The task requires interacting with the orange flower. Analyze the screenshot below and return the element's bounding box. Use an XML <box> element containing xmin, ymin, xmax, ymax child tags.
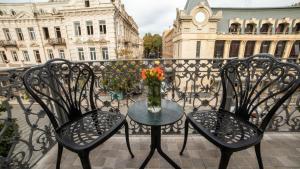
<box><xmin>141</xmin><ymin>69</ymin><xmax>147</xmax><ymax>80</ymax></box>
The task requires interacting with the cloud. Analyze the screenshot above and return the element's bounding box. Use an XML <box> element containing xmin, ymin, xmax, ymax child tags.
<box><xmin>123</xmin><ymin>0</ymin><xmax>185</xmax><ymax>36</ymax></box>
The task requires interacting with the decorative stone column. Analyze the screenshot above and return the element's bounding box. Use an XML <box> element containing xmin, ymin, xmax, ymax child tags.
<box><xmin>254</xmin><ymin>41</ymin><xmax>262</xmax><ymax>55</ymax></box>
<box><xmin>238</xmin><ymin>40</ymin><xmax>247</xmax><ymax>58</ymax></box>
<box><xmin>269</xmin><ymin>40</ymin><xmax>278</xmax><ymax>55</ymax></box>
<box><xmin>223</xmin><ymin>40</ymin><xmax>231</xmax><ymax>59</ymax></box>
<box><xmin>283</xmin><ymin>40</ymin><xmax>295</xmax><ymax>59</ymax></box>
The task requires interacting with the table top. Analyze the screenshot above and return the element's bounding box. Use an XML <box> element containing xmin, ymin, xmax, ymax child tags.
<box><xmin>127</xmin><ymin>99</ymin><xmax>184</xmax><ymax>126</ymax></box>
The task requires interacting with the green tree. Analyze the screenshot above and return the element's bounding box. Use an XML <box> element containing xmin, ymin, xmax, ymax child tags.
<box><xmin>143</xmin><ymin>33</ymin><xmax>162</xmax><ymax>58</ymax></box>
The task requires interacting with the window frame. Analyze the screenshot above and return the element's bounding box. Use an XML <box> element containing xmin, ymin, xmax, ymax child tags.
<box><xmin>11</xmin><ymin>51</ymin><xmax>19</xmax><ymax>62</ymax></box>
<box><xmin>28</xmin><ymin>27</ymin><xmax>36</xmax><ymax>40</ymax></box>
<box><xmin>99</xmin><ymin>20</ymin><xmax>107</xmax><ymax>34</ymax></box>
<box><xmin>86</xmin><ymin>21</ymin><xmax>94</xmax><ymax>35</ymax></box>
<box><xmin>22</xmin><ymin>50</ymin><xmax>30</xmax><ymax>62</ymax></box>
<box><xmin>15</xmin><ymin>28</ymin><xmax>24</xmax><ymax>41</ymax></box>
<box><xmin>3</xmin><ymin>28</ymin><xmax>11</xmax><ymax>41</ymax></box>
<box><xmin>89</xmin><ymin>47</ymin><xmax>96</xmax><ymax>60</ymax></box>
<box><xmin>102</xmin><ymin>47</ymin><xmax>109</xmax><ymax>60</ymax></box>
<box><xmin>74</xmin><ymin>22</ymin><xmax>81</xmax><ymax>36</ymax></box>
<box><xmin>78</xmin><ymin>48</ymin><xmax>85</xmax><ymax>60</ymax></box>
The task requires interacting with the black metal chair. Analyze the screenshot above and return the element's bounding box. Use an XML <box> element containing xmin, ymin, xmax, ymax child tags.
<box><xmin>180</xmin><ymin>54</ymin><xmax>300</xmax><ymax>169</ymax></box>
<box><xmin>22</xmin><ymin>59</ymin><xmax>134</xmax><ymax>169</ymax></box>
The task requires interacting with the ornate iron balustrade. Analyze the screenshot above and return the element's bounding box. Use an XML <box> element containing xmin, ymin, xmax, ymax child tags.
<box><xmin>0</xmin><ymin>58</ymin><xmax>299</xmax><ymax>168</ymax></box>
<box><xmin>47</xmin><ymin>38</ymin><xmax>66</xmax><ymax>46</ymax></box>
<box><xmin>0</xmin><ymin>40</ymin><xmax>17</xmax><ymax>48</ymax></box>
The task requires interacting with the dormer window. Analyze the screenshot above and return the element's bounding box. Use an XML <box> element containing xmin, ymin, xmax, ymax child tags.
<box><xmin>11</xmin><ymin>10</ymin><xmax>16</xmax><ymax>15</ymax></box>
<box><xmin>85</xmin><ymin>0</ymin><xmax>90</xmax><ymax>7</ymax></box>
<box><xmin>229</xmin><ymin>23</ymin><xmax>241</xmax><ymax>34</ymax></box>
<box><xmin>260</xmin><ymin>23</ymin><xmax>272</xmax><ymax>34</ymax></box>
<box><xmin>245</xmin><ymin>23</ymin><xmax>256</xmax><ymax>34</ymax></box>
<box><xmin>276</xmin><ymin>23</ymin><xmax>289</xmax><ymax>34</ymax></box>
<box><xmin>293</xmin><ymin>22</ymin><xmax>300</xmax><ymax>34</ymax></box>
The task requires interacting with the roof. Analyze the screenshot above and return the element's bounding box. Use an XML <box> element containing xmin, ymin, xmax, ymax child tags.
<box><xmin>183</xmin><ymin>0</ymin><xmax>300</xmax><ymax>14</ymax></box>
<box><xmin>184</xmin><ymin>0</ymin><xmax>208</xmax><ymax>14</ymax></box>
<box><xmin>213</xmin><ymin>7</ymin><xmax>300</xmax><ymax>33</ymax></box>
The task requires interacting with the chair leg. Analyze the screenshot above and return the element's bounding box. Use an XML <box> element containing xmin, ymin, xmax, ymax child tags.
<box><xmin>255</xmin><ymin>143</ymin><xmax>264</xmax><ymax>169</ymax></box>
<box><xmin>56</xmin><ymin>143</ymin><xmax>63</xmax><ymax>169</ymax></box>
<box><xmin>78</xmin><ymin>152</ymin><xmax>92</xmax><ymax>169</ymax></box>
<box><xmin>180</xmin><ymin>118</ymin><xmax>189</xmax><ymax>155</ymax></box>
<box><xmin>218</xmin><ymin>150</ymin><xmax>232</xmax><ymax>169</ymax></box>
<box><xmin>124</xmin><ymin>121</ymin><xmax>134</xmax><ymax>158</ymax></box>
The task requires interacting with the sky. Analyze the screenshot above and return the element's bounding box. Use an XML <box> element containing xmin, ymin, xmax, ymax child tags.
<box><xmin>0</xmin><ymin>0</ymin><xmax>300</xmax><ymax>36</ymax></box>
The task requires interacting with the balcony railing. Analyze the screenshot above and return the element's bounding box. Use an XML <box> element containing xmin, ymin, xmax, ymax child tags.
<box><xmin>0</xmin><ymin>58</ymin><xmax>300</xmax><ymax>168</ymax></box>
<box><xmin>0</xmin><ymin>40</ymin><xmax>17</xmax><ymax>48</ymax></box>
<box><xmin>47</xmin><ymin>38</ymin><xmax>66</xmax><ymax>46</ymax></box>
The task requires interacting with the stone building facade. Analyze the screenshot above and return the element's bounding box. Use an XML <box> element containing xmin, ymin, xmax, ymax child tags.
<box><xmin>170</xmin><ymin>0</ymin><xmax>300</xmax><ymax>60</ymax></box>
<box><xmin>0</xmin><ymin>0</ymin><xmax>140</xmax><ymax>68</ymax></box>
<box><xmin>162</xmin><ymin>28</ymin><xmax>174</xmax><ymax>58</ymax></box>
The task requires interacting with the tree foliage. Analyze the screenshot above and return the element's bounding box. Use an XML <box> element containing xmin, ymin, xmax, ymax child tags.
<box><xmin>143</xmin><ymin>33</ymin><xmax>162</xmax><ymax>58</ymax></box>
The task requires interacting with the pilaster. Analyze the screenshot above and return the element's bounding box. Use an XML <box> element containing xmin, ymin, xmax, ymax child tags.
<box><xmin>283</xmin><ymin>40</ymin><xmax>295</xmax><ymax>59</ymax></box>
<box><xmin>254</xmin><ymin>41</ymin><xmax>262</xmax><ymax>55</ymax></box>
<box><xmin>223</xmin><ymin>40</ymin><xmax>231</xmax><ymax>59</ymax></box>
<box><xmin>238</xmin><ymin>40</ymin><xmax>247</xmax><ymax>58</ymax></box>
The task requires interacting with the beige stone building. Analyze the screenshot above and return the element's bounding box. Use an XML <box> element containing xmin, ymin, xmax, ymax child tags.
<box><xmin>162</xmin><ymin>28</ymin><xmax>174</xmax><ymax>58</ymax></box>
<box><xmin>0</xmin><ymin>0</ymin><xmax>140</xmax><ymax>68</ymax></box>
<box><xmin>171</xmin><ymin>0</ymin><xmax>300</xmax><ymax>60</ymax></box>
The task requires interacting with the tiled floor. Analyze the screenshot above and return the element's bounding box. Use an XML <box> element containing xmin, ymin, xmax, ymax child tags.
<box><xmin>35</xmin><ymin>133</ymin><xmax>300</xmax><ymax>169</ymax></box>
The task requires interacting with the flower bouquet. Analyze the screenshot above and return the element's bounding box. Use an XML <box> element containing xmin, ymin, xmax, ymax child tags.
<box><xmin>141</xmin><ymin>66</ymin><xmax>164</xmax><ymax>113</ymax></box>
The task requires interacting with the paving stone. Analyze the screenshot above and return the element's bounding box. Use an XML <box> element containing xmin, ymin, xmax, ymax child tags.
<box><xmin>34</xmin><ymin>134</ymin><xmax>300</xmax><ymax>169</ymax></box>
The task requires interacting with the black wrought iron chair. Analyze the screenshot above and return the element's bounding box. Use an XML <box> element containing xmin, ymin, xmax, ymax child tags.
<box><xmin>180</xmin><ymin>54</ymin><xmax>300</xmax><ymax>169</ymax></box>
<box><xmin>22</xmin><ymin>59</ymin><xmax>134</xmax><ymax>169</ymax></box>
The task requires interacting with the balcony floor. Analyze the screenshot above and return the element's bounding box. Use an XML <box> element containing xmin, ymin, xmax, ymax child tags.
<box><xmin>35</xmin><ymin>133</ymin><xmax>300</xmax><ymax>169</ymax></box>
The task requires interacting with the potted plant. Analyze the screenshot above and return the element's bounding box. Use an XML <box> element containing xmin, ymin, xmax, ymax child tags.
<box><xmin>0</xmin><ymin>101</ymin><xmax>19</xmax><ymax>159</ymax></box>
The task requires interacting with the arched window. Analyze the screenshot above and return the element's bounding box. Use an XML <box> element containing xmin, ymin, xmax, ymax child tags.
<box><xmin>11</xmin><ymin>10</ymin><xmax>16</xmax><ymax>15</ymax></box>
<box><xmin>229</xmin><ymin>23</ymin><xmax>241</xmax><ymax>34</ymax></box>
<box><xmin>260</xmin><ymin>23</ymin><xmax>272</xmax><ymax>34</ymax></box>
<box><xmin>276</xmin><ymin>23</ymin><xmax>289</xmax><ymax>34</ymax></box>
<box><xmin>245</xmin><ymin>23</ymin><xmax>256</xmax><ymax>34</ymax></box>
<box><xmin>293</xmin><ymin>23</ymin><xmax>300</xmax><ymax>34</ymax></box>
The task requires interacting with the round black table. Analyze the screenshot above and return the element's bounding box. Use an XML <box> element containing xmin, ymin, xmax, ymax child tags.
<box><xmin>128</xmin><ymin>99</ymin><xmax>183</xmax><ymax>169</ymax></box>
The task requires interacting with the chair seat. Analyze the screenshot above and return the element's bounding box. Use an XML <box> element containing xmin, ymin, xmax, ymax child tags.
<box><xmin>56</xmin><ymin>110</ymin><xmax>125</xmax><ymax>151</ymax></box>
<box><xmin>187</xmin><ymin>110</ymin><xmax>263</xmax><ymax>150</ymax></box>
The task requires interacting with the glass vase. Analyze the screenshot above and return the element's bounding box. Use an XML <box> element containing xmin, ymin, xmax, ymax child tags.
<box><xmin>147</xmin><ymin>82</ymin><xmax>161</xmax><ymax>113</ymax></box>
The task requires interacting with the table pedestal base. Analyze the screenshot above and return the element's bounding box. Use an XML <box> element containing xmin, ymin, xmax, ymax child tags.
<box><xmin>140</xmin><ymin>126</ymin><xmax>181</xmax><ymax>169</ymax></box>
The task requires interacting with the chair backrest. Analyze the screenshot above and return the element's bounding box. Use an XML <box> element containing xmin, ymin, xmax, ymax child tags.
<box><xmin>23</xmin><ymin>59</ymin><xmax>95</xmax><ymax>130</ymax></box>
<box><xmin>220</xmin><ymin>54</ymin><xmax>300</xmax><ymax>131</ymax></box>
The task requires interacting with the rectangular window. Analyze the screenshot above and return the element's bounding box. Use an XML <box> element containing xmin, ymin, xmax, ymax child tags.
<box><xmin>22</xmin><ymin>51</ymin><xmax>30</xmax><ymax>62</ymax></box>
<box><xmin>15</xmin><ymin>28</ymin><xmax>24</xmax><ymax>41</ymax></box>
<box><xmin>214</xmin><ymin>40</ymin><xmax>225</xmax><ymax>58</ymax></box>
<box><xmin>196</xmin><ymin>41</ymin><xmax>201</xmax><ymax>58</ymax></box>
<box><xmin>99</xmin><ymin>20</ymin><xmax>107</xmax><ymax>34</ymax></box>
<box><xmin>3</xmin><ymin>28</ymin><xmax>11</xmax><ymax>41</ymax></box>
<box><xmin>59</xmin><ymin>49</ymin><xmax>65</xmax><ymax>59</ymax></box>
<box><xmin>43</xmin><ymin>27</ymin><xmax>50</xmax><ymax>40</ymax></box>
<box><xmin>229</xmin><ymin>41</ymin><xmax>240</xmax><ymax>57</ymax></box>
<box><xmin>86</xmin><ymin>21</ymin><xmax>93</xmax><ymax>35</ymax></box>
<box><xmin>11</xmin><ymin>51</ymin><xmax>18</xmax><ymax>61</ymax></box>
<box><xmin>0</xmin><ymin>51</ymin><xmax>8</xmax><ymax>63</ymax></box>
<box><xmin>90</xmin><ymin>47</ymin><xmax>96</xmax><ymax>60</ymax></box>
<box><xmin>85</xmin><ymin>0</ymin><xmax>90</xmax><ymax>7</ymax></box>
<box><xmin>47</xmin><ymin>49</ymin><xmax>54</xmax><ymax>59</ymax></box>
<box><xmin>274</xmin><ymin>41</ymin><xmax>287</xmax><ymax>58</ymax></box>
<box><xmin>34</xmin><ymin>50</ymin><xmax>41</xmax><ymax>63</ymax></box>
<box><xmin>102</xmin><ymin>47</ymin><xmax>109</xmax><ymax>60</ymax></box>
<box><xmin>78</xmin><ymin>48</ymin><xmax>85</xmax><ymax>60</ymax></box>
<box><xmin>55</xmin><ymin>27</ymin><xmax>62</xmax><ymax>38</ymax></box>
<box><xmin>244</xmin><ymin>41</ymin><xmax>256</xmax><ymax>57</ymax></box>
<box><xmin>260</xmin><ymin>41</ymin><xmax>271</xmax><ymax>53</ymax></box>
<box><xmin>74</xmin><ymin>22</ymin><xmax>81</xmax><ymax>36</ymax></box>
<box><xmin>28</xmin><ymin>27</ymin><xmax>36</xmax><ymax>40</ymax></box>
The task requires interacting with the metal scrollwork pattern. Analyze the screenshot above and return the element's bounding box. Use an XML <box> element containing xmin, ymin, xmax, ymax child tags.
<box><xmin>0</xmin><ymin>57</ymin><xmax>300</xmax><ymax>168</ymax></box>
